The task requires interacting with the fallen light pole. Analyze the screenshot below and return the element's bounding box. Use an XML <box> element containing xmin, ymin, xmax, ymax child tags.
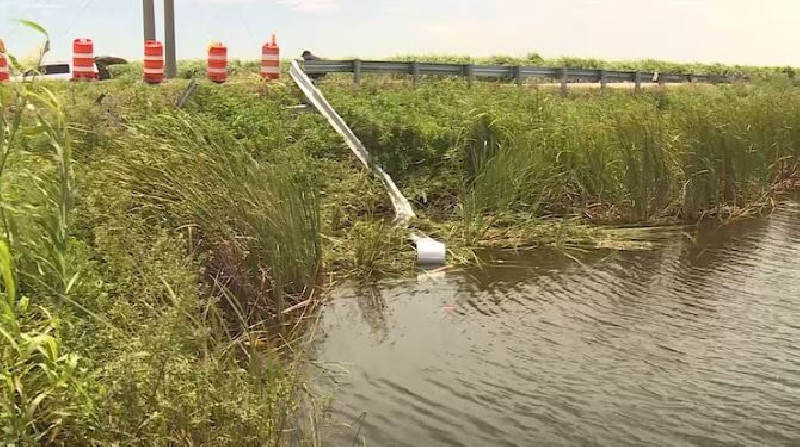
<box><xmin>289</xmin><ymin>60</ymin><xmax>447</xmax><ymax>266</ymax></box>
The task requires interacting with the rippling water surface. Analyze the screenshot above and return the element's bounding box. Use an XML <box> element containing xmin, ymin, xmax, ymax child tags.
<box><xmin>314</xmin><ymin>203</ymin><xmax>800</xmax><ymax>446</ymax></box>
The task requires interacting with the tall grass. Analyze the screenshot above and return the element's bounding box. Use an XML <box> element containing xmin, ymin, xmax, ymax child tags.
<box><xmin>0</xmin><ymin>78</ymin><xmax>100</xmax><ymax>443</ymax></box>
<box><xmin>328</xmin><ymin>80</ymin><xmax>800</xmax><ymax>230</ymax></box>
<box><xmin>469</xmin><ymin>87</ymin><xmax>799</xmax><ymax>223</ymax></box>
<box><xmin>0</xmin><ymin>240</ymin><xmax>97</xmax><ymax>443</ymax></box>
<box><xmin>119</xmin><ymin>113</ymin><xmax>321</xmax><ymax>316</ymax></box>
<box><xmin>1</xmin><ymin>68</ymin><xmax>325</xmax><ymax>442</ymax></box>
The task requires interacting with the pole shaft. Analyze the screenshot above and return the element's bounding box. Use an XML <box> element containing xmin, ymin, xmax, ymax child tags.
<box><xmin>353</xmin><ymin>59</ymin><xmax>362</xmax><ymax>86</ymax></box>
<box><xmin>465</xmin><ymin>64</ymin><xmax>474</xmax><ymax>86</ymax></box>
<box><xmin>164</xmin><ymin>0</ymin><xmax>177</xmax><ymax>78</ymax></box>
<box><xmin>143</xmin><ymin>0</ymin><xmax>156</xmax><ymax>41</ymax></box>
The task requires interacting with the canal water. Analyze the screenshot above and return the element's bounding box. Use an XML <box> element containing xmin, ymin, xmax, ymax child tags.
<box><xmin>314</xmin><ymin>202</ymin><xmax>800</xmax><ymax>446</ymax></box>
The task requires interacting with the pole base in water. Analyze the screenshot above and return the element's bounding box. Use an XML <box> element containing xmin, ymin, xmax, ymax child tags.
<box><xmin>415</xmin><ymin>237</ymin><xmax>446</xmax><ymax>266</ymax></box>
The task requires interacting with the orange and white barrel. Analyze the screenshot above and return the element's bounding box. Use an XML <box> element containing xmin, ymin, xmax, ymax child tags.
<box><xmin>143</xmin><ymin>40</ymin><xmax>164</xmax><ymax>84</ymax></box>
<box><xmin>207</xmin><ymin>42</ymin><xmax>228</xmax><ymax>83</ymax></box>
<box><xmin>0</xmin><ymin>38</ymin><xmax>9</xmax><ymax>84</ymax></box>
<box><xmin>260</xmin><ymin>34</ymin><xmax>280</xmax><ymax>81</ymax></box>
<box><xmin>72</xmin><ymin>38</ymin><xmax>96</xmax><ymax>81</ymax></box>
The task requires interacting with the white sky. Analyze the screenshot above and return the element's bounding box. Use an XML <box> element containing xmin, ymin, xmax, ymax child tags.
<box><xmin>1</xmin><ymin>0</ymin><xmax>798</xmax><ymax>65</ymax></box>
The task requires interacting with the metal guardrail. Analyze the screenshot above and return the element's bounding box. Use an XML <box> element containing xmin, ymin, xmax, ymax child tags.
<box><xmin>301</xmin><ymin>59</ymin><xmax>740</xmax><ymax>91</ymax></box>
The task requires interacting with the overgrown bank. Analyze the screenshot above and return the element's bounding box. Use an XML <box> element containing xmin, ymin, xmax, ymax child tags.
<box><xmin>1</xmin><ymin>81</ymin><xmax>325</xmax><ymax>443</ymax></box>
<box><xmin>324</xmin><ymin>79</ymin><xmax>800</xmax><ymax>245</ymax></box>
<box><xmin>2</xmin><ymin>72</ymin><xmax>799</xmax><ymax>443</ymax></box>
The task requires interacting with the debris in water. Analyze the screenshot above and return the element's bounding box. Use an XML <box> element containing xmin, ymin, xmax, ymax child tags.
<box><xmin>416</xmin><ymin>237</ymin><xmax>447</xmax><ymax>265</ymax></box>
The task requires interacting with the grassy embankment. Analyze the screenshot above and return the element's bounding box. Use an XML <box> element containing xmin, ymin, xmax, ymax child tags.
<box><xmin>2</xmin><ymin>51</ymin><xmax>800</xmax><ymax>442</ymax></box>
<box><xmin>322</xmin><ymin>77</ymin><xmax>799</xmax><ymax>248</ymax></box>
<box><xmin>1</xmin><ymin>78</ymin><xmax>329</xmax><ymax>443</ymax></box>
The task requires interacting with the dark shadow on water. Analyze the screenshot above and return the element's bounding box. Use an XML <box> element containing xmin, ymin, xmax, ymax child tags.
<box><xmin>353</xmin><ymin>283</ymin><xmax>389</xmax><ymax>344</ymax></box>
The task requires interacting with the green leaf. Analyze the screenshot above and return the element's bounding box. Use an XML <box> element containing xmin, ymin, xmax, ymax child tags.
<box><xmin>0</xmin><ymin>327</ymin><xmax>19</xmax><ymax>352</ymax></box>
<box><xmin>6</xmin><ymin>53</ymin><xmax>21</xmax><ymax>70</ymax></box>
<box><xmin>17</xmin><ymin>20</ymin><xmax>49</xmax><ymax>38</ymax></box>
<box><xmin>29</xmin><ymin>390</ymin><xmax>52</xmax><ymax>414</ymax></box>
<box><xmin>65</xmin><ymin>272</ymin><xmax>80</xmax><ymax>295</ymax></box>
<box><xmin>16</xmin><ymin>295</ymin><xmax>29</xmax><ymax>313</ymax></box>
<box><xmin>0</xmin><ymin>241</ymin><xmax>16</xmax><ymax>304</ymax></box>
<box><xmin>65</xmin><ymin>354</ymin><xmax>78</xmax><ymax>372</ymax></box>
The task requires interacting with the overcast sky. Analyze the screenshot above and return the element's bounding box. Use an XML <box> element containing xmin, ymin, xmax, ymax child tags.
<box><xmin>1</xmin><ymin>0</ymin><xmax>798</xmax><ymax>65</ymax></box>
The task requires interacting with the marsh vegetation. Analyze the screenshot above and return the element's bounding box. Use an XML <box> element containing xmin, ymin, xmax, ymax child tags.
<box><xmin>1</xmin><ymin>41</ymin><xmax>798</xmax><ymax>443</ymax></box>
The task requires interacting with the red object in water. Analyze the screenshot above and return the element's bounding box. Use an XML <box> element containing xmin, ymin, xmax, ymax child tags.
<box><xmin>442</xmin><ymin>306</ymin><xmax>457</xmax><ymax>312</ymax></box>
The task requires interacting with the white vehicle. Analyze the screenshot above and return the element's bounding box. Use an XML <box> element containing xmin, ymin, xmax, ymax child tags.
<box><xmin>11</xmin><ymin>60</ymin><xmax>93</xmax><ymax>82</ymax></box>
<box><xmin>37</xmin><ymin>61</ymin><xmax>78</xmax><ymax>80</ymax></box>
<box><xmin>11</xmin><ymin>57</ymin><xmax>126</xmax><ymax>82</ymax></box>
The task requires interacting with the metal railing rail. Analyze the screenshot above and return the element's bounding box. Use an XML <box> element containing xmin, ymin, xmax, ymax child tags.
<box><xmin>301</xmin><ymin>59</ymin><xmax>741</xmax><ymax>91</ymax></box>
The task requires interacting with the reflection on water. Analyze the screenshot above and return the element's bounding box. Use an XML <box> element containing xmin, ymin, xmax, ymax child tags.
<box><xmin>315</xmin><ymin>203</ymin><xmax>800</xmax><ymax>446</ymax></box>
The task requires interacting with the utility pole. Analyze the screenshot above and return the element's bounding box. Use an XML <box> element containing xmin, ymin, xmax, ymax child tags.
<box><xmin>164</xmin><ymin>0</ymin><xmax>177</xmax><ymax>78</ymax></box>
<box><xmin>143</xmin><ymin>0</ymin><xmax>156</xmax><ymax>41</ymax></box>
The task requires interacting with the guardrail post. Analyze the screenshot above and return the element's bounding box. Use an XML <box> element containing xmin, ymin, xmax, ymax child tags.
<box><xmin>353</xmin><ymin>59</ymin><xmax>362</xmax><ymax>86</ymax></box>
<box><xmin>513</xmin><ymin>65</ymin><xmax>522</xmax><ymax>86</ymax></box>
<box><xmin>465</xmin><ymin>64</ymin><xmax>474</xmax><ymax>86</ymax></box>
<box><xmin>634</xmin><ymin>70</ymin><xmax>642</xmax><ymax>92</ymax></box>
<box><xmin>600</xmin><ymin>69</ymin><xmax>607</xmax><ymax>90</ymax></box>
<box><xmin>412</xmin><ymin>61</ymin><xmax>421</xmax><ymax>87</ymax></box>
<box><xmin>175</xmin><ymin>79</ymin><xmax>198</xmax><ymax>109</ymax></box>
<box><xmin>560</xmin><ymin>66</ymin><xmax>568</xmax><ymax>96</ymax></box>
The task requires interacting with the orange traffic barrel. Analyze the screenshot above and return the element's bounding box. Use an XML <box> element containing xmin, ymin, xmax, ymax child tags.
<box><xmin>0</xmin><ymin>38</ymin><xmax>9</xmax><ymax>83</ymax></box>
<box><xmin>207</xmin><ymin>42</ymin><xmax>228</xmax><ymax>83</ymax></box>
<box><xmin>143</xmin><ymin>40</ymin><xmax>164</xmax><ymax>84</ymax></box>
<box><xmin>72</xmin><ymin>38</ymin><xmax>96</xmax><ymax>81</ymax></box>
<box><xmin>260</xmin><ymin>33</ymin><xmax>280</xmax><ymax>81</ymax></box>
